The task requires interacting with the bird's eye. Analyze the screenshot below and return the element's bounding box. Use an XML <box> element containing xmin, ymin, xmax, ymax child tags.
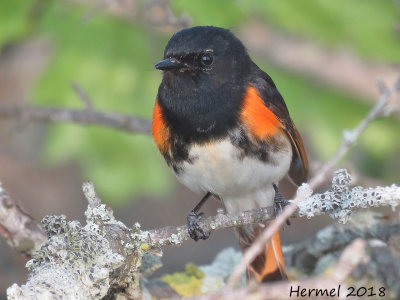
<box><xmin>200</xmin><ymin>53</ymin><xmax>213</xmax><ymax>67</ymax></box>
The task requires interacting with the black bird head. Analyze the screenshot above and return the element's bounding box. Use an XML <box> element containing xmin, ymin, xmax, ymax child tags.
<box><xmin>155</xmin><ymin>26</ymin><xmax>255</xmax><ymax>141</ymax></box>
<box><xmin>155</xmin><ymin>26</ymin><xmax>251</xmax><ymax>86</ymax></box>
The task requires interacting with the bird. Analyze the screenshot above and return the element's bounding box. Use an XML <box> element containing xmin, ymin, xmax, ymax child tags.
<box><xmin>152</xmin><ymin>26</ymin><xmax>308</xmax><ymax>282</ymax></box>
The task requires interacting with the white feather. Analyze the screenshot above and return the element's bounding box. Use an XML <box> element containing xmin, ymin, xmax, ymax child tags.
<box><xmin>174</xmin><ymin>137</ymin><xmax>292</xmax><ymax>213</ymax></box>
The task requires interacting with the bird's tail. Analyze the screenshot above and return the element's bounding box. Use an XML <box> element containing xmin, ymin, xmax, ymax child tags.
<box><xmin>237</xmin><ymin>225</ymin><xmax>287</xmax><ymax>282</ymax></box>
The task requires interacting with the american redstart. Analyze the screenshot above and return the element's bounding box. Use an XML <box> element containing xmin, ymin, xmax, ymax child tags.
<box><xmin>153</xmin><ymin>26</ymin><xmax>308</xmax><ymax>282</ymax></box>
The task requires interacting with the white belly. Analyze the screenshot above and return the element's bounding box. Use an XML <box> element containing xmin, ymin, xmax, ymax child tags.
<box><xmin>174</xmin><ymin>137</ymin><xmax>292</xmax><ymax>211</ymax></box>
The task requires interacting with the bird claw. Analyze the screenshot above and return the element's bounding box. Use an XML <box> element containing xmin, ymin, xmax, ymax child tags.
<box><xmin>187</xmin><ymin>211</ymin><xmax>211</xmax><ymax>241</ymax></box>
<box><xmin>273</xmin><ymin>199</ymin><xmax>289</xmax><ymax>215</ymax></box>
<box><xmin>273</xmin><ymin>185</ymin><xmax>291</xmax><ymax>226</ymax></box>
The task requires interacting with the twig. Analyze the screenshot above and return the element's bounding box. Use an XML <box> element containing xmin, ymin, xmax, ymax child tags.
<box><xmin>82</xmin><ymin>181</ymin><xmax>102</xmax><ymax>208</ymax></box>
<box><xmin>283</xmin><ymin>221</ymin><xmax>400</xmax><ymax>275</ymax></box>
<box><xmin>143</xmin><ymin>206</ymin><xmax>275</xmax><ymax>248</ymax></box>
<box><xmin>143</xmin><ymin>0</ymin><xmax>191</xmax><ymax>29</ymax></box>
<box><xmin>140</xmin><ymin>168</ymin><xmax>400</xmax><ymax>247</ymax></box>
<box><xmin>0</xmin><ymin>105</ymin><xmax>151</xmax><ymax>134</ymax></box>
<box><xmin>311</xmin><ymin>76</ymin><xmax>400</xmax><ymax>188</ymax></box>
<box><xmin>0</xmin><ymin>183</ymin><xmax>46</xmax><ymax>256</ymax></box>
<box><xmin>188</xmin><ymin>239</ymin><xmax>367</xmax><ymax>300</ymax></box>
<box><xmin>228</xmin><ymin>75</ymin><xmax>400</xmax><ymax>286</ymax></box>
<box><xmin>70</xmin><ymin>81</ymin><xmax>94</xmax><ymax>110</ymax></box>
<box><xmin>227</xmin><ymin>193</ymin><xmax>304</xmax><ymax>286</ymax></box>
<box><xmin>239</xmin><ymin>24</ymin><xmax>399</xmax><ymax>102</ymax></box>
<box><xmin>74</xmin><ymin>0</ymin><xmax>191</xmax><ymax>30</ymax></box>
<box><xmin>7</xmin><ymin>182</ymin><xmax>136</xmax><ymax>300</ymax></box>
<box><xmin>329</xmin><ymin>239</ymin><xmax>367</xmax><ymax>281</ymax></box>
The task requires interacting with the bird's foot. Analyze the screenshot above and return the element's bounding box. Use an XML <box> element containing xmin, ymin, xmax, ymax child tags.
<box><xmin>187</xmin><ymin>210</ymin><xmax>211</xmax><ymax>241</ymax></box>
<box><xmin>273</xmin><ymin>184</ymin><xmax>291</xmax><ymax>226</ymax></box>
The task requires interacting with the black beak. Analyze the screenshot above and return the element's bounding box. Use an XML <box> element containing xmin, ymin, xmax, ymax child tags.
<box><xmin>155</xmin><ymin>58</ymin><xmax>184</xmax><ymax>71</ymax></box>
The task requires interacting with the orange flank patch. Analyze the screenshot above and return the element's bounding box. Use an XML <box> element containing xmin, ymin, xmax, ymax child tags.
<box><xmin>240</xmin><ymin>86</ymin><xmax>281</xmax><ymax>139</ymax></box>
<box><xmin>152</xmin><ymin>100</ymin><xmax>170</xmax><ymax>152</ymax></box>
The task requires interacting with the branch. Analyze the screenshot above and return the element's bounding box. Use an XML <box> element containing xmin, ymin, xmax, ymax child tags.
<box><xmin>144</xmin><ymin>206</ymin><xmax>275</xmax><ymax>248</ymax></box>
<box><xmin>0</xmin><ymin>183</ymin><xmax>46</xmax><ymax>256</ymax></box>
<box><xmin>188</xmin><ymin>239</ymin><xmax>367</xmax><ymax>300</ymax></box>
<box><xmin>311</xmin><ymin>76</ymin><xmax>400</xmax><ymax>188</ymax></box>
<box><xmin>144</xmin><ymin>221</ymin><xmax>400</xmax><ymax>298</ymax></box>
<box><xmin>0</xmin><ymin>105</ymin><xmax>151</xmax><ymax>134</ymax></box>
<box><xmin>75</xmin><ymin>0</ymin><xmax>191</xmax><ymax>30</ymax></box>
<box><xmin>6</xmin><ymin>171</ymin><xmax>400</xmax><ymax>298</ymax></box>
<box><xmin>7</xmin><ymin>182</ymin><xmax>139</xmax><ymax>300</ymax></box>
<box><xmin>143</xmin><ymin>169</ymin><xmax>399</xmax><ymax>247</ymax></box>
<box><xmin>283</xmin><ymin>220</ymin><xmax>400</xmax><ymax>276</ymax></box>
<box><xmin>70</xmin><ymin>81</ymin><xmax>94</xmax><ymax>110</ymax></box>
<box><xmin>239</xmin><ymin>24</ymin><xmax>399</xmax><ymax>102</ymax></box>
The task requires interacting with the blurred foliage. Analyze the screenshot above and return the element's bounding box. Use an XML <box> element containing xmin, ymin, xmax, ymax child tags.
<box><xmin>0</xmin><ymin>0</ymin><xmax>399</xmax><ymax>203</ymax></box>
<box><xmin>173</xmin><ymin>0</ymin><xmax>400</xmax><ymax>62</ymax></box>
<box><xmin>161</xmin><ymin>263</ymin><xmax>205</xmax><ymax>296</ymax></box>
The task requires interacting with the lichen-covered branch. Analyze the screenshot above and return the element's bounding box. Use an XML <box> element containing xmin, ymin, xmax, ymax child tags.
<box><xmin>7</xmin><ymin>182</ymin><xmax>138</xmax><ymax>300</ymax></box>
<box><xmin>5</xmin><ymin>169</ymin><xmax>399</xmax><ymax>299</ymax></box>
<box><xmin>142</xmin><ymin>169</ymin><xmax>399</xmax><ymax>248</ymax></box>
<box><xmin>143</xmin><ymin>206</ymin><xmax>275</xmax><ymax>248</ymax></box>
<box><xmin>297</xmin><ymin>169</ymin><xmax>400</xmax><ymax>223</ymax></box>
<box><xmin>0</xmin><ymin>183</ymin><xmax>46</xmax><ymax>256</ymax></box>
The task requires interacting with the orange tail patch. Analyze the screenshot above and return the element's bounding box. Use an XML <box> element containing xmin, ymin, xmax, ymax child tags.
<box><xmin>239</xmin><ymin>227</ymin><xmax>287</xmax><ymax>282</ymax></box>
<box><xmin>253</xmin><ymin>230</ymin><xmax>286</xmax><ymax>282</ymax></box>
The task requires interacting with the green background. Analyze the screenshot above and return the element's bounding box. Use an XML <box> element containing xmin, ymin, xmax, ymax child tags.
<box><xmin>1</xmin><ymin>0</ymin><xmax>399</xmax><ymax>203</ymax></box>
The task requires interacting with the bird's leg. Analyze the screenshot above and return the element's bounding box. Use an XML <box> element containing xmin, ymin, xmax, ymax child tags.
<box><xmin>273</xmin><ymin>184</ymin><xmax>291</xmax><ymax>226</ymax></box>
<box><xmin>187</xmin><ymin>192</ymin><xmax>212</xmax><ymax>241</ymax></box>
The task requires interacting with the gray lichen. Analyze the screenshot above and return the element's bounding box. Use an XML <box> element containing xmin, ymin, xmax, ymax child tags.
<box><xmin>7</xmin><ymin>213</ymin><xmax>124</xmax><ymax>299</ymax></box>
<box><xmin>297</xmin><ymin>169</ymin><xmax>400</xmax><ymax>223</ymax></box>
<box><xmin>6</xmin><ymin>174</ymin><xmax>400</xmax><ymax>299</ymax></box>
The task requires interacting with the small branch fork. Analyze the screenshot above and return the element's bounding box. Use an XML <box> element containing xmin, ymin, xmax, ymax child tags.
<box><xmin>311</xmin><ymin>77</ymin><xmax>400</xmax><ymax>188</ymax></box>
<box><xmin>0</xmin><ymin>184</ymin><xmax>46</xmax><ymax>256</ymax></box>
<box><xmin>0</xmin><ymin>82</ymin><xmax>150</xmax><ymax>134</ymax></box>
